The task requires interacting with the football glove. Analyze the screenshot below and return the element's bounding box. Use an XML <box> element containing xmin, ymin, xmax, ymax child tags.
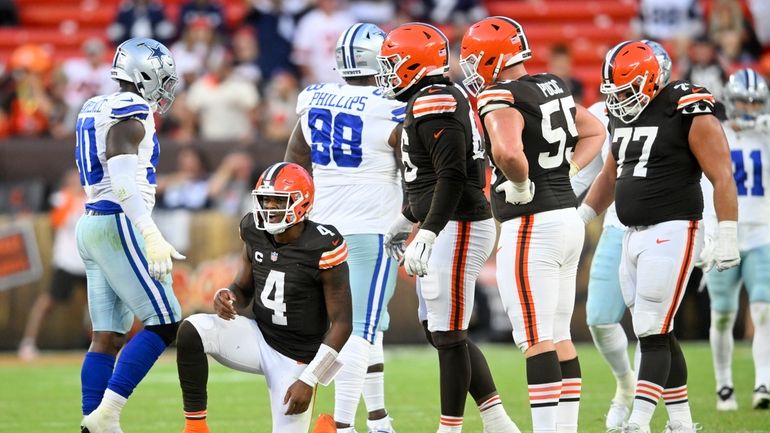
<box><xmin>141</xmin><ymin>226</ymin><xmax>185</xmax><ymax>280</ymax></box>
<box><xmin>403</xmin><ymin>229</ymin><xmax>436</xmax><ymax>277</ymax></box>
<box><xmin>694</xmin><ymin>234</ymin><xmax>716</xmax><ymax>273</ymax></box>
<box><xmin>714</xmin><ymin>221</ymin><xmax>740</xmax><ymax>271</ymax></box>
<box><xmin>496</xmin><ymin>179</ymin><xmax>535</xmax><ymax>205</ymax></box>
<box><xmin>576</xmin><ymin>203</ymin><xmax>598</xmax><ymax>224</ymax></box>
<box><xmin>384</xmin><ymin>214</ymin><xmax>414</xmax><ymax>261</ymax></box>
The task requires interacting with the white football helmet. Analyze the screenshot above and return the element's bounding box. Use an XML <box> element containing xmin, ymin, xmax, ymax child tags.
<box><xmin>111</xmin><ymin>37</ymin><xmax>178</xmax><ymax>114</ymax></box>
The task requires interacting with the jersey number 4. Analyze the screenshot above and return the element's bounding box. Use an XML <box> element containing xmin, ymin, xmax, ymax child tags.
<box><xmin>261</xmin><ymin>270</ymin><xmax>287</xmax><ymax>326</ymax></box>
<box><xmin>613</xmin><ymin>126</ymin><xmax>659</xmax><ymax>177</ymax></box>
<box><xmin>308</xmin><ymin>108</ymin><xmax>363</xmax><ymax>168</ymax></box>
<box><xmin>732</xmin><ymin>149</ymin><xmax>764</xmax><ymax>196</ymax></box>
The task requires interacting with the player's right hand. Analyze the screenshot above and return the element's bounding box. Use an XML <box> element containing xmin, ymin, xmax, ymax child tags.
<box><xmin>496</xmin><ymin>179</ymin><xmax>535</xmax><ymax>205</ymax></box>
<box><xmin>695</xmin><ymin>235</ymin><xmax>716</xmax><ymax>273</ymax></box>
<box><xmin>284</xmin><ymin>380</ymin><xmax>313</xmax><ymax>415</ymax></box>
<box><xmin>213</xmin><ymin>288</ymin><xmax>237</xmax><ymax>320</ymax></box>
<box><xmin>384</xmin><ymin>214</ymin><xmax>415</xmax><ymax>261</ymax></box>
<box><xmin>142</xmin><ymin>227</ymin><xmax>185</xmax><ymax>280</ymax></box>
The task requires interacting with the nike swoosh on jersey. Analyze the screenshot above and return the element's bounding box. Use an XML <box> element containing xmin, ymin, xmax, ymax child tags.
<box><xmin>656</xmin><ymin>239</ymin><xmax>670</xmax><ymax>244</ymax></box>
<box><xmin>428</xmin><ymin>87</ymin><xmax>442</xmax><ymax>94</ymax></box>
<box><xmin>433</xmin><ymin>128</ymin><xmax>446</xmax><ymax>139</ymax></box>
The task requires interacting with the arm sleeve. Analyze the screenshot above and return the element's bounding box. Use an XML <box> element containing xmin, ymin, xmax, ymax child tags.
<box><xmin>416</xmin><ymin>116</ymin><xmax>467</xmax><ymax>235</ymax></box>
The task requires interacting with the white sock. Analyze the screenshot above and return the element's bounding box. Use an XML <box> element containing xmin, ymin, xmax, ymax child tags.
<box><xmin>479</xmin><ymin>395</ymin><xmax>511</xmax><ymax>430</ymax></box>
<box><xmin>337</xmin><ymin>428</ymin><xmax>355</xmax><ymax>433</ymax></box>
<box><xmin>590</xmin><ymin>324</ymin><xmax>631</xmax><ymax>377</ymax></box>
<box><xmin>334</xmin><ymin>336</ymin><xmax>370</xmax><ymax>426</ymax></box>
<box><xmin>438</xmin><ymin>416</ymin><xmax>463</xmax><ymax>432</ymax></box>
<box><xmin>709</xmin><ymin>310</ymin><xmax>737</xmax><ymax>389</ymax></box>
<box><xmin>627</xmin><ymin>380</ymin><xmax>661</xmax><ymax>428</ymax></box>
<box><xmin>663</xmin><ymin>385</ymin><xmax>692</xmax><ymax>428</ymax></box>
<box><xmin>751</xmin><ymin>302</ymin><xmax>770</xmax><ymax>388</ymax></box>
<box><xmin>590</xmin><ymin>324</ymin><xmax>634</xmax><ymax>403</ymax></box>
<box><xmin>101</xmin><ymin>389</ymin><xmax>127</xmax><ymax>415</ymax></box>
<box><xmin>363</xmin><ymin>331</ymin><xmax>386</xmax><ymax>413</ymax></box>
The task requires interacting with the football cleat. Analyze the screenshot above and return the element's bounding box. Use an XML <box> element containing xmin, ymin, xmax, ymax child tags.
<box><xmin>80</xmin><ymin>406</ymin><xmax>123</xmax><ymax>433</ymax></box>
<box><xmin>753</xmin><ymin>385</ymin><xmax>770</xmax><ymax>409</ymax></box>
<box><xmin>482</xmin><ymin>418</ymin><xmax>522</xmax><ymax>433</ymax></box>
<box><xmin>662</xmin><ymin>422</ymin><xmax>702</xmax><ymax>433</ymax></box>
<box><xmin>606</xmin><ymin>400</ymin><xmax>631</xmax><ymax>429</ymax></box>
<box><xmin>367</xmin><ymin>415</ymin><xmax>396</xmax><ymax>433</ymax></box>
<box><xmin>716</xmin><ymin>386</ymin><xmax>738</xmax><ymax>411</ymax></box>
<box><xmin>617</xmin><ymin>423</ymin><xmax>651</xmax><ymax>433</ymax></box>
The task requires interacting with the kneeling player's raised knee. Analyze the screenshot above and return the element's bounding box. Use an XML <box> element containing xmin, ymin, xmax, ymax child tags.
<box><xmin>176</xmin><ymin>320</ymin><xmax>204</xmax><ymax>351</ymax></box>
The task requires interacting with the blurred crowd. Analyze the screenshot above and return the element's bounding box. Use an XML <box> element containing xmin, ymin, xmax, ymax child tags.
<box><xmin>0</xmin><ymin>0</ymin><xmax>769</xmax><ymax>211</ymax></box>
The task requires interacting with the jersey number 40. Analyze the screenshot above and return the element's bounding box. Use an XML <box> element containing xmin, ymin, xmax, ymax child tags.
<box><xmin>308</xmin><ymin>108</ymin><xmax>363</xmax><ymax>168</ymax></box>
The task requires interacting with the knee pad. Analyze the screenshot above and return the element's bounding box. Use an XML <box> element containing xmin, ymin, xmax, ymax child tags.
<box><xmin>431</xmin><ymin>330</ymin><xmax>467</xmax><ymax>350</ymax></box>
<box><xmin>145</xmin><ymin>321</ymin><xmax>180</xmax><ymax>346</ymax></box>
<box><xmin>639</xmin><ymin>333</ymin><xmax>670</xmax><ymax>353</ymax></box>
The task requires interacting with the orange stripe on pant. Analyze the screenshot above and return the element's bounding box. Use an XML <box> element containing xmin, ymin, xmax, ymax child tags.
<box><xmin>515</xmin><ymin>215</ymin><xmax>537</xmax><ymax>346</ymax></box>
<box><xmin>661</xmin><ymin>221</ymin><xmax>698</xmax><ymax>334</ymax></box>
<box><xmin>449</xmin><ymin>222</ymin><xmax>471</xmax><ymax>331</ymax></box>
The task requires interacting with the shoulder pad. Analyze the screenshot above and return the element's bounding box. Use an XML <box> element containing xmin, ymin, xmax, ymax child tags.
<box><xmin>477</xmin><ymin>84</ymin><xmax>516</xmax><ymax>116</ymax></box>
<box><xmin>411</xmin><ymin>85</ymin><xmax>459</xmax><ymax>119</ymax></box>
<box><xmin>108</xmin><ymin>92</ymin><xmax>150</xmax><ymax>120</ymax></box>
<box><xmin>313</xmin><ymin>223</ymin><xmax>348</xmax><ymax>270</ymax></box>
<box><xmin>668</xmin><ymin>81</ymin><xmax>716</xmax><ymax>115</ymax></box>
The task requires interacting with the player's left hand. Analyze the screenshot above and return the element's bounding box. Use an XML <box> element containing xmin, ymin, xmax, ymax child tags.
<box><xmin>695</xmin><ymin>235</ymin><xmax>716</xmax><ymax>273</ymax></box>
<box><xmin>283</xmin><ymin>380</ymin><xmax>313</xmax><ymax>415</ymax></box>
<box><xmin>403</xmin><ymin>229</ymin><xmax>436</xmax><ymax>277</ymax></box>
<box><xmin>384</xmin><ymin>214</ymin><xmax>414</xmax><ymax>261</ymax></box>
<box><xmin>715</xmin><ymin>221</ymin><xmax>740</xmax><ymax>271</ymax></box>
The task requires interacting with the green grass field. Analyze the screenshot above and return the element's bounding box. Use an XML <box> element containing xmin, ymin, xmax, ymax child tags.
<box><xmin>0</xmin><ymin>343</ymin><xmax>766</xmax><ymax>433</ymax></box>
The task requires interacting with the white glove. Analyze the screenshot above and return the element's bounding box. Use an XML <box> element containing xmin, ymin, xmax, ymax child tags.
<box><xmin>496</xmin><ymin>179</ymin><xmax>535</xmax><ymax>205</ymax></box>
<box><xmin>403</xmin><ymin>229</ymin><xmax>436</xmax><ymax>277</ymax></box>
<box><xmin>714</xmin><ymin>221</ymin><xmax>740</xmax><ymax>271</ymax></box>
<box><xmin>576</xmin><ymin>203</ymin><xmax>597</xmax><ymax>224</ymax></box>
<box><xmin>141</xmin><ymin>226</ymin><xmax>186</xmax><ymax>280</ymax></box>
<box><xmin>695</xmin><ymin>234</ymin><xmax>716</xmax><ymax>273</ymax></box>
<box><xmin>384</xmin><ymin>213</ymin><xmax>414</xmax><ymax>261</ymax></box>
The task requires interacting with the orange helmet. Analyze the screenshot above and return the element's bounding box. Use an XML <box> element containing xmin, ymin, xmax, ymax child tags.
<box><xmin>10</xmin><ymin>44</ymin><xmax>52</xmax><ymax>74</ymax></box>
<box><xmin>600</xmin><ymin>41</ymin><xmax>661</xmax><ymax>123</ymax></box>
<box><xmin>459</xmin><ymin>17</ymin><xmax>531</xmax><ymax>96</ymax></box>
<box><xmin>376</xmin><ymin>23</ymin><xmax>449</xmax><ymax>98</ymax></box>
<box><xmin>252</xmin><ymin>162</ymin><xmax>314</xmax><ymax>234</ymax></box>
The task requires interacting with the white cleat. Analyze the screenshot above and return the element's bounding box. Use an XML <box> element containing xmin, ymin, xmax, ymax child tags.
<box><xmin>662</xmin><ymin>422</ymin><xmax>702</xmax><ymax>432</ymax></box>
<box><xmin>606</xmin><ymin>400</ymin><xmax>631</xmax><ymax>429</ymax></box>
<box><xmin>619</xmin><ymin>423</ymin><xmax>651</xmax><ymax>433</ymax></box>
<box><xmin>482</xmin><ymin>417</ymin><xmax>522</xmax><ymax>433</ymax></box>
<box><xmin>716</xmin><ymin>386</ymin><xmax>738</xmax><ymax>411</ymax></box>
<box><xmin>753</xmin><ymin>385</ymin><xmax>770</xmax><ymax>409</ymax></box>
<box><xmin>80</xmin><ymin>407</ymin><xmax>123</xmax><ymax>433</ymax></box>
<box><xmin>367</xmin><ymin>416</ymin><xmax>396</xmax><ymax>433</ymax></box>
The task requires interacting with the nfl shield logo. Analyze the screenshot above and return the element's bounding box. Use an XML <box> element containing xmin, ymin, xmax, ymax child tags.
<box><xmin>270</xmin><ymin>251</ymin><xmax>278</xmax><ymax>262</ymax></box>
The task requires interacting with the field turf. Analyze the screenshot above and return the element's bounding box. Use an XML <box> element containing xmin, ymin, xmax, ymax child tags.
<box><xmin>0</xmin><ymin>343</ymin><xmax>766</xmax><ymax>433</ymax></box>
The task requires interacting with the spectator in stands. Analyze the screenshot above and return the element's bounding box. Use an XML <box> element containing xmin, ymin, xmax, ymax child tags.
<box><xmin>548</xmin><ymin>44</ymin><xmax>584</xmax><ymax>104</ymax></box>
<box><xmin>243</xmin><ymin>0</ymin><xmax>307</xmax><ymax>81</ymax></box>
<box><xmin>18</xmin><ymin>169</ymin><xmax>87</xmax><ymax>361</ymax></box>
<box><xmin>46</xmin><ymin>68</ymin><xmax>72</xmax><ymax>140</ymax></box>
<box><xmin>185</xmin><ymin>50</ymin><xmax>260</xmax><ymax>141</ymax></box>
<box><xmin>292</xmin><ymin>0</ymin><xmax>354</xmax><ymax>85</ymax></box>
<box><xmin>632</xmin><ymin>0</ymin><xmax>705</xmax><ymax>60</ymax></box>
<box><xmin>0</xmin><ymin>44</ymin><xmax>54</xmax><ymax>137</ymax></box>
<box><xmin>0</xmin><ymin>0</ymin><xmax>18</xmax><ymax>26</ymax></box>
<box><xmin>709</xmin><ymin>0</ymin><xmax>762</xmax><ymax>66</ymax></box>
<box><xmin>748</xmin><ymin>0</ymin><xmax>770</xmax><ymax>47</ymax></box>
<box><xmin>232</xmin><ymin>26</ymin><xmax>262</xmax><ymax>83</ymax></box>
<box><xmin>683</xmin><ymin>35</ymin><xmax>728</xmax><ymax>99</ymax></box>
<box><xmin>61</xmin><ymin>39</ymin><xmax>117</xmax><ymax>125</ymax></box>
<box><xmin>157</xmin><ymin>146</ymin><xmax>212</xmax><ymax>210</ymax></box>
<box><xmin>107</xmin><ymin>0</ymin><xmax>176</xmax><ymax>45</ymax></box>
<box><xmin>261</xmin><ymin>69</ymin><xmax>299</xmax><ymax>142</ymax></box>
<box><xmin>207</xmin><ymin>150</ymin><xmax>256</xmax><ymax>216</ymax></box>
<box><xmin>177</xmin><ymin>0</ymin><xmax>226</xmax><ymax>37</ymax></box>
<box><xmin>171</xmin><ymin>17</ymin><xmax>226</xmax><ymax>89</ymax></box>
<box><xmin>348</xmin><ymin>0</ymin><xmax>395</xmax><ymax>24</ymax></box>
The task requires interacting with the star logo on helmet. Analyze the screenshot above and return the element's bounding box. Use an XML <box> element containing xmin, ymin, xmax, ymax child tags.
<box><xmin>147</xmin><ymin>44</ymin><xmax>166</xmax><ymax>62</ymax></box>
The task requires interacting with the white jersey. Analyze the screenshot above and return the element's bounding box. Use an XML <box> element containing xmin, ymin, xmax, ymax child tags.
<box><xmin>75</xmin><ymin>91</ymin><xmax>159</xmax><ymax>213</ymax></box>
<box><xmin>570</xmin><ymin>102</ymin><xmax>624</xmax><ymax>229</ymax></box>
<box><xmin>702</xmin><ymin>123</ymin><xmax>770</xmax><ymax>251</ymax></box>
<box><xmin>297</xmin><ymin>83</ymin><xmax>405</xmax><ymax>235</ymax></box>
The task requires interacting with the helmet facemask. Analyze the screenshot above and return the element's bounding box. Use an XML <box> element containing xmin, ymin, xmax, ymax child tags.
<box><xmin>252</xmin><ymin>188</ymin><xmax>305</xmax><ymax>235</ymax></box>
<box><xmin>376</xmin><ymin>53</ymin><xmax>420</xmax><ymax>99</ymax></box>
<box><xmin>460</xmin><ymin>50</ymin><xmax>505</xmax><ymax>96</ymax></box>
<box><xmin>601</xmin><ymin>73</ymin><xmax>652</xmax><ymax>124</ymax></box>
